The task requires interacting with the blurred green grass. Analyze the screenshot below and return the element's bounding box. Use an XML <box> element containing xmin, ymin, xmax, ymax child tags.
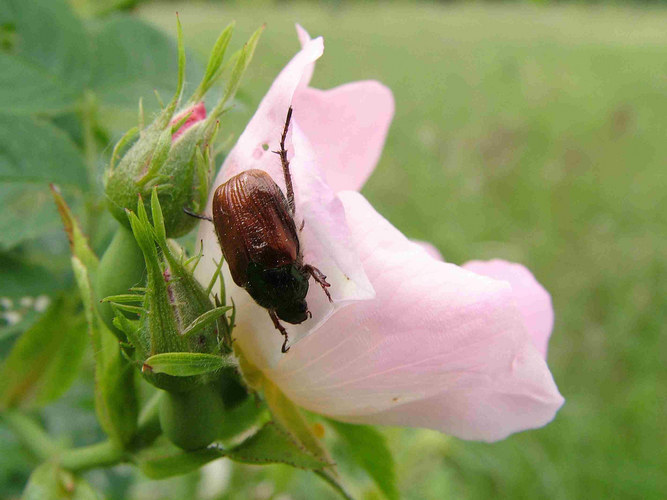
<box><xmin>141</xmin><ymin>3</ymin><xmax>667</xmax><ymax>499</ymax></box>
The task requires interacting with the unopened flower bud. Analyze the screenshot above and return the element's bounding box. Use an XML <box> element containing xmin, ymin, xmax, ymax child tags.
<box><xmin>110</xmin><ymin>190</ymin><xmax>232</xmax><ymax>393</ymax></box>
<box><xmin>103</xmin><ymin>20</ymin><xmax>262</xmax><ymax>238</ymax></box>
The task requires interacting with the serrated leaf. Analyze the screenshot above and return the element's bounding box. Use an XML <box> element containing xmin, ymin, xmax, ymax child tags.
<box><xmin>22</xmin><ymin>462</ymin><xmax>103</xmax><ymax>500</ymax></box>
<box><xmin>327</xmin><ymin>420</ymin><xmax>398</xmax><ymax>500</ymax></box>
<box><xmin>143</xmin><ymin>352</ymin><xmax>235</xmax><ymax>377</ymax></box>
<box><xmin>1</xmin><ymin>0</ymin><xmax>91</xmax><ymax>115</ymax></box>
<box><xmin>0</xmin><ymin>115</ymin><xmax>88</xmax><ymax>249</ymax></box>
<box><xmin>0</xmin><ymin>295</ymin><xmax>87</xmax><ymax>410</ymax></box>
<box><xmin>226</xmin><ymin>422</ymin><xmax>329</xmax><ymax>469</ymax></box>
<box><xmin>137</xmin><ymin>421</ymin><xmax>329</xmax><ymax>480</ymax></box>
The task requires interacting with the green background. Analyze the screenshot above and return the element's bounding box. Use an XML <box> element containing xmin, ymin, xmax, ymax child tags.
<box><xmin>1</xmin><ymin>1</ymin><xmax>666</xmax><ymax>499</ymax></box>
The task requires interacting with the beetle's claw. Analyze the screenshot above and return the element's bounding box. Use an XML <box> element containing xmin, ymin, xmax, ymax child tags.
<box><xmin>269</xmin><ymin>310</ymin><xmax>290</xmax><ymax>354</ymax></box>
<box><xmin>305</xmin><ymin>264</ymin><xmax>333</xmax><ymax>303</ymax></box>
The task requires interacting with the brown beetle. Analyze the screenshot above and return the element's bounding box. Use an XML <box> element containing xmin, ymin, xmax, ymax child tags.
<box><xmin>190</xmin><ymin>108</ymin><xmax>331</xmax><ymax>353</ymax></box>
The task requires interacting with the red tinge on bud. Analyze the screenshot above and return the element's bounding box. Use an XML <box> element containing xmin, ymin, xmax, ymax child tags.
<box><xmin>171</xmin><ymin>102</ymin><xmax>207</xmax><ymax>140</ymax></box>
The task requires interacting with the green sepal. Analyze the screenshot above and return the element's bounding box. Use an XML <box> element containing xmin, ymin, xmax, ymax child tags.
<box><xmin>72</xmin><ymin>257</ymin><xmax>139</xmax><ymax>448</ymax></box>
<box><xmin>144</xmin><ymin>352</ymin><xmax>236</xmax><ymax>377</ymax></box>
<box><xmin>190</xmin><ymin>22</ymin><xmax>235</xmax><ymax>102</ymax></box>
<box><xmin>125</xmin><ymin>192</ymin><xmax>231</xmax><ymax>392</ymax></box>
<box><xmin>52</xmin><ymin>188</ymin><xmax>139</xmax><ymax>448</ymax></box>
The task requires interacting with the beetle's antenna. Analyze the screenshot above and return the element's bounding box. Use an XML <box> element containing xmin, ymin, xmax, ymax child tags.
<box><xmin>275</xmin><ymin>106</ymin><xmax>295</xmax><ymax>216</ymax></box>
<box><xmin>183</xmin><ymin>207</ymin><xmax>212</xmax><ymax>222</ymax></box>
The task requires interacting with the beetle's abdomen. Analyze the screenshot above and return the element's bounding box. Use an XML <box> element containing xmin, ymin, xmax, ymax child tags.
<box><xmin>212</xmin><ymin>169</ymin><xmax>300</xmax><ymax>287</ymax></box>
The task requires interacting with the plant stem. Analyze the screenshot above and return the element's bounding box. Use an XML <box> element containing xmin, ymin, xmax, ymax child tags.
<box><xmin>1</xmin><ymin>411</ymin><xmax>63</xmax><ymax>461</ymax></box>
<box><xmin>59</xmin><ymin>440</ymin><xmax>127</xmax><ymax>472</ymax></box>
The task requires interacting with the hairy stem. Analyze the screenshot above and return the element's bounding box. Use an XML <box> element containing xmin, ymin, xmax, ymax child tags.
<box><xmin>59</xmin><ymin>440</ymin><xmax>127</xmax><ymax>472</ymax></box>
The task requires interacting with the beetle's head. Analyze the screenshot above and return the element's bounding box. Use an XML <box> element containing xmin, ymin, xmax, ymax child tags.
<box><xmin>277</xmin><ymin>300</ymin><xmax>309</xmax><ymax>325</ymax></box>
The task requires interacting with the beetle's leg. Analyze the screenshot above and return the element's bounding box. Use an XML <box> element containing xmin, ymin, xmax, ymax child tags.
<box><xmin>273</xmin><ymin>106</ymin><xmax>295</xmax><ymax>216</ymax></box>
<box><xmin>299</xmin><ymin>219</ymin><xmax>305</xmax><ymax>232</ymax></box>
<box><xmin>268</xmin><ymin>309</ymin><xmax>290</xmax><ymax>353</ymax></box>
<box><xmin>304</xmin><ymin>264</ymin><xmax>332</xmax><ymax>302</ymax></box>
<box><xmin>183</xmin><ymin>207</ymin><xmax>212</xmax><ymax>222</ymax></box>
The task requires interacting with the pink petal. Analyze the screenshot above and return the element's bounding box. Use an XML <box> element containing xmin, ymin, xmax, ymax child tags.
<box><xmin>293</xmin><ymin>83</ymin><xmax>394</xmax><ymax>193</ymax></box>
<box><xmin>413</xmin><ymin>240</ymin><xmax>444</xmax><ymax>261</ymax></box>
<box><xmin>295</xmin><ymin>24</ymin><xmax>316</xmax><ymax>90</ymax></box>
<box><xmin>171</xmin><ymin>101</ymin><xmax>206</xmax><ymax>140</ymax></box>
<box><xmin>293</xmin><ymin>25</ymin><xmax>394</xmax><ymax>192</ymax></box>
<box><xmin>262</xmin><ymin>192</ymin><xmax>563</xmax><ymax>442</ymax></box>
<box><xmin>463</xmin><ymin>260</ymin><xmax>554</xmax><ymax>359</ymax></box>
<box><xmin>195</xmin><ymin>33</ymin><xmax>374</xmax><ymax>368</ymax></box>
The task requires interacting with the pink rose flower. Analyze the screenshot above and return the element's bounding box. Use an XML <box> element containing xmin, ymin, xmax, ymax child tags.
<box><xmin>196</xmin><ymin>26</ymin><xmax>563</xmax><ymax>442</ymax></box>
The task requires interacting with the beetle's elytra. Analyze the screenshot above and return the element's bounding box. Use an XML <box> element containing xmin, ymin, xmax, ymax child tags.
<box><xmin>210</xmin><ymin>107</ymin><xmax>331</xmax><ymax>353</ymax></box>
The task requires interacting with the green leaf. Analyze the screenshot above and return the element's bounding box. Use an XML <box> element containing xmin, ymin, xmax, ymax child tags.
<box><xmin>89</xmin><ymin>15</ymin><xmax>201</xmax><ymax>131</ymax></box>
<box><xmin>22</xmin><ymin>462</ymin><xmax>103</xmax><ymax>500</ymax></box>
<box><xmin>0</xmin><ymin>115</ymin><xmax>88</xmax><ymax>249</ymax></box>
<box><xmin>0</xmin><ymin>0</ymin><xmax>91</xmax><ymax>115</ymax></box>
<box><xmin>0</xmin><ymin>115</ymin><xmax>87</xmax><ymax>187</ymax></box>
<box><xmin>137</xmin><ymin>422</ymin><xmax>329</xmax><ymax>480</ymax></box>
<box><xmin>0</xmin><ymin>295</ymin><xmax>87</xmax><ymax>410</ymax></box>
<box><xmin>69</xmin><ymin>0</ymin><xmax>138</xmax><ymax>18</ymax></box>
<box><xmin>327</xmin><ymin>420</ymin><xmax>399</xmax><ymax>500</ymax></box>
<box><xmin>314</xmin><ymin>470</ymin><xmax>356</xmax><ymax>500</ymax></box>
<box><xmin>226</xmin><ymin>422</ymin><xmax>329</xmax><ymax>469</ymax></box>
<box><xmin>0</xmin><ymin>55</ymin><xmax>79</xmax><ymax>115</ymax></box>
<box><xmin>143</xmin><ymin>352</ymin><xmax>235</xmax><ymax>377</ymax></box>
<box><xmin>0</xmin><ymin>253</ymin><xmax>64</xmax><ymax>299</ymax></box>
